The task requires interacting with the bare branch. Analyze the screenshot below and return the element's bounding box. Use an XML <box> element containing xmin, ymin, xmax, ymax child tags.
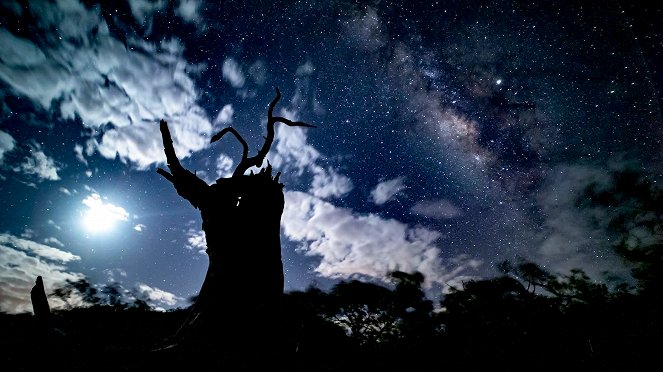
<box><xmin>209</xmin><ymin>88</ymin><xmax>316</xmax><ymax>178</ymax></box>
<box><xmin>157</xmin><ymin>168</ymin><xmax>175</xmax><ymax>183</ymax></box>
<box><xmin>239</xmin><ymin>87</ymin><xmax>316</xmax><ymax>176</ymax></box>
<box><xmin>210</xmin><ymin>127</ymin><xmax>249</xmax><ymax>178</ymax></box>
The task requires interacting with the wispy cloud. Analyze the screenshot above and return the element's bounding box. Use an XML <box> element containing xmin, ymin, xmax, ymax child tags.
<box><xmin>0</xmin><ymin>233</ymin><xmax>80</xmax><ymax>263</ymax></box>
<box><xmin>0</xmin><ymin>129</ymin><xmax>16</xmax><ymax>163</ymax></box>
<box><xmin>222</xmin><ymin>57</ymin><xmax>245</xmax><ymax>88</ymax></box>
<box><xmin>410</xmin><ymin>199</ymin><xmax>463</xmax><ymax>220</ymax></box>
<box><xmin>371</xmin><ymin>177</ymin><xmax>406</xmax><ymax>205</ymax></box>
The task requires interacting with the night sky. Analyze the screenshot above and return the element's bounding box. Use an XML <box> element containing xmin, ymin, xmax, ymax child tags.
<box><xmin>1</xmin><ymin>0</ymin><xmax>661</xmax><ymax>313</ymax></box>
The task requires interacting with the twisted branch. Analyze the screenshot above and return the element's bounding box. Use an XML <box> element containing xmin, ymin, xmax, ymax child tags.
<box><xmin>210</xmin><ymin>87</ymin><xmax>316</xmax><ymax>178</ymax></box>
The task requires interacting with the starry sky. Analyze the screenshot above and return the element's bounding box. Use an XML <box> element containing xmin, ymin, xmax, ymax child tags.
<box><xmin>0</xmin><ymin>0</ymin><xmax>661</xmax><ymax>313</ymax></box>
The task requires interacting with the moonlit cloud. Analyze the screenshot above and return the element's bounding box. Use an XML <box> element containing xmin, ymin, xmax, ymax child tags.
<box><xmin>0</xmin><ymin>2</ymin><xmax>214</xmax><ymax>169</ymax></box>
<box><xmin>175</xmin><ymin>0</ymin><xmax>203</xmax><ymax>25</ymax></box>
<box><xmin>136</xmin><ymin>283</ymin><xmax>183</xmax><ymax>306</ymax></box>
<box><xmin>127</xmin><ymin>0</ymin><xmax>167</xmax><ymax>26</ymax></box>
<box><xmin>532</xmin><ymin>163</ymin><xmax>632</xmax><ymax>280</ymax></box>
<box><xmin>0</xmin><ymin>233</ymin><xmax>80</xmax><ymax>263</ymax></box>
<box><xmin>371</xmin><ymin>177</ymin><xmax>406</xmax><ymax>205</ymax></box>
<box><xmin>282</xmin><ymin>191</ymin><xmax>480</xmax><ymax>288</ymax></box>
<box><xmin>214</xmin><ymin>104</ymin><xmax>234</xmax><ymax>124</ymax></box>
<box><xmin>14</xmin><ymin>144</ymin><xmax>60</xmax><ymax>181</ymax></box>
<box><xmin>185</xmin><ymin>228</ymin><xmax>207</xmax><ymax>254</ymax></box>
<box><xmin>310</xmin><ymin>166</ymin><xmax>353</xmax><ymax>199</ymax></box>
<box><xmin>0</xmin><ymin>129</ymin><xmax>16</xmax><ymax>163</ymax></box>
<box><xmin>411</xmin><ymin>199</ymin><xmax>463</xmax><ymax>220</ymax></box>
<box><xmin>0</xmin><ymin>233</ymin><xmax>84</xmax><ymax>314</ymax></box>
<box><xmin>81</xmin><ymin>193</ymin><xmax>130</xmax><ymax>232</ymax></box>
<box><xmin>222</xmin><ymin>58</ymin><xmax>245</xmax><ymax>88</ymax></box>
<box><xmin>215</xmin><ymin>153</ymin><xmax>234</xmax><ymax>179</ymax></box>
<box><xmin>43</xmin><ymin>237</ymin><xmax>65</xmax><ymax>247</ymax></box>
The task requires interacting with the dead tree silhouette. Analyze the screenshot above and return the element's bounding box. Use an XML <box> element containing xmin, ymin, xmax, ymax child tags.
<box><xmin>156</xmin><ymin>88</ymin><xmax>314</xmax><ymax>362</ymax></box>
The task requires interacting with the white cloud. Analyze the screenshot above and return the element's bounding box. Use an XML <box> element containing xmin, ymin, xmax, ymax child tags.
<box><xmin>81</xmin><ymin>193</ymin><xmax>130</xmax><ymax>232</ymax></box>
<box><xmin>0</xmin><ymin>129</ymin><xmax>16</xmax><ymax>163</ymax></box>
<box><xmin>48</xmin><ymin>220</ymin><xmax>62</xmax><ymax>230</ymax></box>
<box><xmin>136</xmin><ymin>283</ymin><xmax>183</xmax><ymax>306</ymax></box>
<box><xmin>134</xmin><ymin>223</ymin><xmax>146</xmax><ymax>232</ymax></box>
<box><xmin>59</xmin><ymin>187</ymin><xmax>72</xmax><ymax>195</ymax></box>
<box><xmin>270</xmin><ymin>125</ymin><xmax>320</xmax><ymax>173</ymax></box>
<box><xmin>222</xmin><ymin>57</ymin><xmax>245</xmax><ymax>88</ymax></box>
<box><xmin>14</xmin><ymin>144</ymin><xmax>60</xmax><ymax>181</ymax></box>
<box><xmin>127</xmin><ymin>0</ymin><xmax>167</xmax><ymax>25</ymax></box>
<box><xmin>0</xmin><ymin>4</ymin><xmax>213</xmax><ymax>170</ymax></box>
<box><xmin>0</xmin><ymin>233</ymin><xmax>80</xmax><ymax>263</ymax></box>
<box><xmin>73</xmin><ymin>143</ymin><xmax>87</xmax><ymax>165</ymax></box>
<box><xmin>0</xmin><ymin>243</ymin><xmax>85</xmax><ymax>314</ymax></box>
<box><xmin>310</xmin><ymin>166</ymin><xmax>353</xmax><ymax>199</ymax></box>
<box><xmin>0</xmin><ymin>232</ymin><xmax>83</xmax><ymax>313</ymax></box>
<box><xmin>43</xmin><ymin>237</ymin><xmax>65</xmax><ymax>247</ymax></box>
<box><xmin>185</xmin><ymin>228</ymin><xmax>207</xmax><ymax>254</ymax></box>
<box><xmin>410</xmin><ymin>199</ymin><xmax>463</xmax><ymax>219</ymax></box>
<box><xmin>214</xmin><ymin>104</ymin><xmax>234</xmax><ymax>124</ymax></box>
<box><xmin>175</xmin><ymin>0</ymin><xmax>203</xmax><ymax>24</ymax></box>
<box><xmin>282</xmin><ymin>191</ymin><xmax>480</xmax><ymax>288</ymax></box>
<box><xmin>371</xmin><ymin>177</ymin><xmax>406</xmax><ymax>205</ymax></box>
<box><xmin>215</xmin><ymin>153</ymin><xmax>234</xmax><ymax>179</ymax></box>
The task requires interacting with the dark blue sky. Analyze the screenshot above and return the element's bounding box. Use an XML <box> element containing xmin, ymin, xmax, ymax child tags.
<box><xmin>0</xmin><ymin>0</ymin><xmax>661</xmax><ymax>313</ymax></box>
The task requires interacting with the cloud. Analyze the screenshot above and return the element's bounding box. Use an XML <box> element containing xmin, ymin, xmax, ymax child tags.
<box><xmin>222</xmin><ymin>57</ymin><xmax>245</xmax><ymax>88</ymax></box>
<box><xmin>14</xmin><ymin>144</ymin><xmax>60</xmax><ymax>181</ymax></box>
<box><xmin>175</xmin><ymin>0</ymin><xmax>203</xmax><ymax>24</ymax></box>
<box><xmin>185</xmin><ymin>228</ymin><xmax>206</xmax><ymax>254</ymax></box>
<box><xmin>59</xmin><ymin>187</ymin><xmax>72</xmax><ymax>195</ymax></box>
<box><xmin>81</xmin><ymin>193</ymin><xmax>130</xmax><ymax>232</ymax></box>
<box><xmin>0</xmin><ymin>233</ymin><xmax>84</xmax><ymax>314</ymax></box>
<box><xmin>127</xmin><ymin>0</ymin><xmax>167</xmax><ymax>26</ymax></box>
<box><xmin>0</xmin><ymin>129</ymin><xmax>16</xmax><ymax>163</ymax></box>
<box><xmin>215</xmin><ymin>153</ymin><xmax>234</xmax><ymax>179</ymax></box>
<box><xmin>73</xmin><ymin>143</ymin><xmax>87</xmax><ymax>165</ymax></box>
<box><xmin>0</xmin><ymin>233</ymin><xmax>80</xmax><ymax>263</ymax></box>
<box><xmin>214</xmin><ymin>104</ymin><xmax>234</xmax><ymax>124</ymax></box>
<box><xmin>136</xmin><ymin>283</ymin><xmax>183</xmax><ymax>306</ymax></box>
<box><xmin>411</xmin><ymin>199</ymin><xmax>463</xmax><ymax>220</ymax></box>
<box><xmin>371</xmin><ymin>177</ymin><xmax>406</xmax><ymax>205</ymax></box>
<box><xmin>532</xmin><ymin>163</ymin><xmax>633</xmax><ymax>280</ymax></box>
<box><xmin>282</xmin><ymin>191</ymin><xmax>480</xmax><ymax>288</ymax></box>
<box><xmin>134</xmin><ymin>224</ymin><xmax>146</xmax><ymax>232</ymax></box>
<box><xmin>270</xmin><ymin>123</ymin><xmax>353</xmax><ymax>199</ymax></box>
<box><xmin>0</xmin><ymin>2</ymin><xmax>213</xmax><ymax>169</ymax></box>
<box><xmin>43</xmin><ymin>237</ymin><xmax>65</xmax><ymax>248</ymax></box>
<box><xmin>310</xmin><ymin>166</ymin><xmax>353</xmax><ymax>199</ymax></box>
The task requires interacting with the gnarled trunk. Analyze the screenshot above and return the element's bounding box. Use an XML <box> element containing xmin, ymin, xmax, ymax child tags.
<box><xmin>155</xmin><ymin>89</ymin><xmax>314</xmax><ymax>364</ymax></box>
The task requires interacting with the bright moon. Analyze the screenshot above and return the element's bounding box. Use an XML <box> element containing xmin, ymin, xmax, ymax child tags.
<box><xmin>81</xmin><ymin>193</ymin><xmax>129</xmax><ymax>233</ymax></box>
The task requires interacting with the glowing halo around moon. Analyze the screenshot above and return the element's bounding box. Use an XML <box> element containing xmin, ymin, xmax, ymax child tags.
<box><xmin>81</xmin><ymin>193</ymin><xmax>129</xmax><ymax>233</ymax></box>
